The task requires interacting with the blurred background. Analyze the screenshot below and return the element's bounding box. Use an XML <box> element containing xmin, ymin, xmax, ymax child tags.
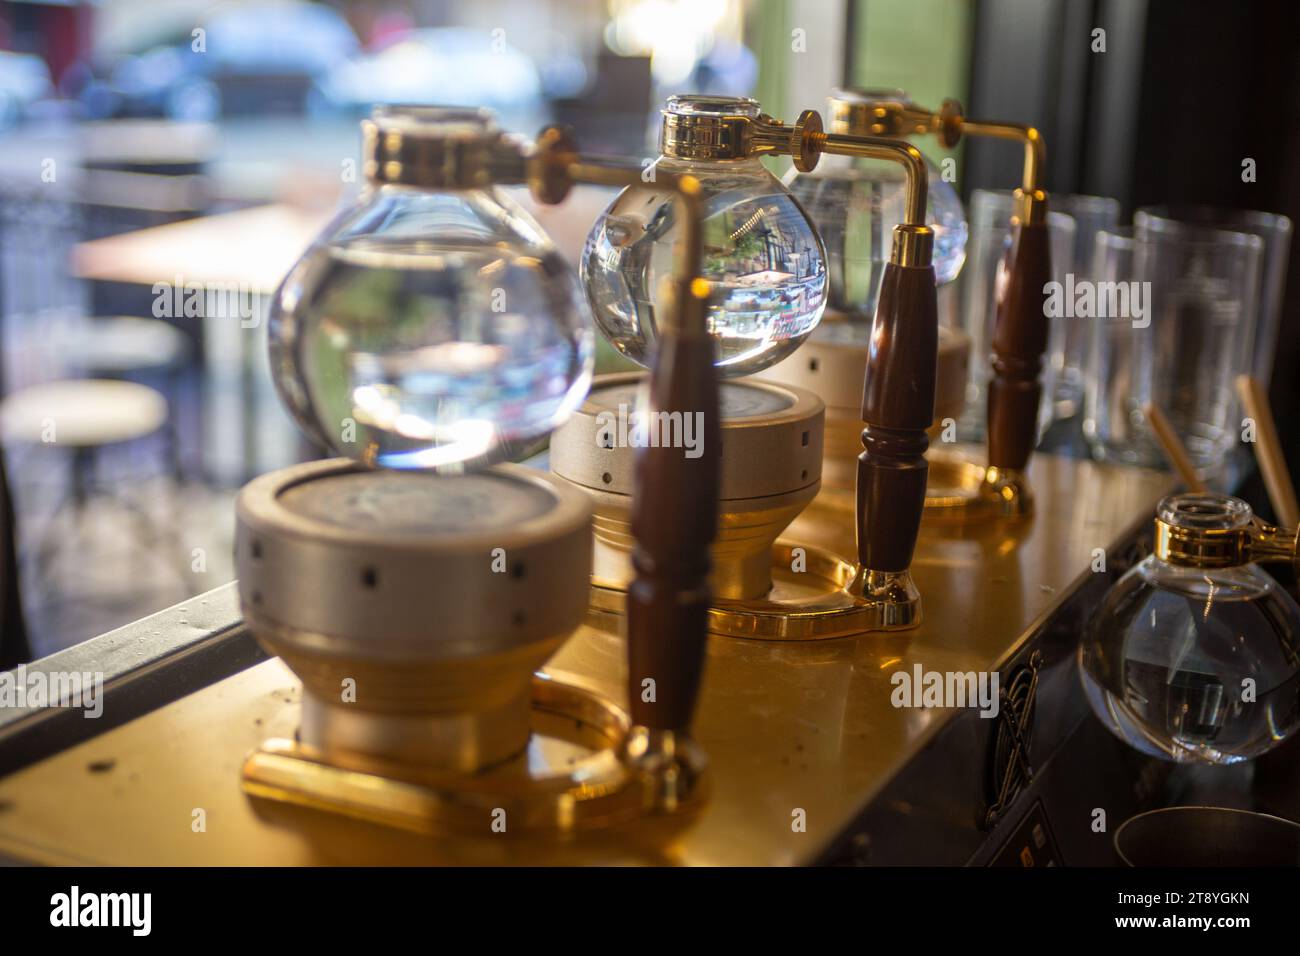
<box><xmin>0</xmin><ymin>0</ymin><xmax>1297</xmax><ymax>660</ymax></box>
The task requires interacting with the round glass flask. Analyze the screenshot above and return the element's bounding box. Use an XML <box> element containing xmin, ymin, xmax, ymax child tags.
<box><xmin>581</xmin><ymin>95</ymin><xmax>828</xmax><ymax>377</ymax></box>
<box><xmin>784</xmin><ymin>88</ymin><xmax>968</xmax><ymax>323</ymax></box>
<box><xmin>267</xmin><ymin>106</ymin><xmax>592</xmax><ymax>471</ymax></box>
<box><xmin>1079</xmin><ymin>493</ymin><xmax>1300</xmax><ymax>764</ymax></box>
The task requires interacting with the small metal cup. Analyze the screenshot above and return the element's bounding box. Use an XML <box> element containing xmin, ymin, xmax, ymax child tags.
<box><xmin>1115</xmin><ymin>806</ymin><xmax>1300</xmax><ymax>866</ymax></box>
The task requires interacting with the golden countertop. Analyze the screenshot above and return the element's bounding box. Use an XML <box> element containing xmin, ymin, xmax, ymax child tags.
<box><xmin>0</xmin><ymin>451</ymin><xmax>1172</xmax><ymax>865</ymax></box>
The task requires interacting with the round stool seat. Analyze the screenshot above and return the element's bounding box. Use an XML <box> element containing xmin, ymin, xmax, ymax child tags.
<box><xmin>0</xmin><ymin>380</ymin><xmax>168</xmax><ymax>447</ymax></box>
<box><xmin>66</xmin><ymin>317</ymin><xmax>189</xmax><ymax>374</ymax></box>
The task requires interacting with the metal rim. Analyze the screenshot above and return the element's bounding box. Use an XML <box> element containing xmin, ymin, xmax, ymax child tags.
<box><xmin>1114</xmin><ymin>806</ymin><xmax>1300</xmax><ymax>867</ymax></box>
<box><xmin>237</xmin><ymin>458</ymin><xmax>591</xmax><ymax>555</ymax></box>
<box><xmin>551</xmin><ymin>372</ymin><xmax>824</xmax><ymax>501</ymax></box>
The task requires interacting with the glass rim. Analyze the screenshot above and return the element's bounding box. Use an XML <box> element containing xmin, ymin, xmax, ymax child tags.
<box><xmin>1134</xmin><ymin>213</ymin><xmax>1268</xmax><ymax>255</ymax></box>
<box><xmin>368</xmin><ymin>104</ymin><xmax>499</xmax><ymax>137</ymax></box>
<box><xmin>1053</xmin><ymin>192</ymin><xmax>1123</xmax><ymax>214</ymax></box>
<box><xmin>1136</xmin><ymin>204</ymin><xmax>1293</xmax><ymax>239</ymax></box>
<box><xmin>971</xmin><ymin>188</ymin><xmax>1077</xmax><ymax>234</ymax></box>
<box><xmin>1092</xmin><ymin>225</ymin><xmax>1135</xmax><ymax>250</ymax></box>
<box><xmin>972</xmin><ymin>187</ymin><xmax>1117</xmax><ymax>219</ymax></box>
<box><xmin>1158</xmin><ymin>493</ymin><xmax>1254</xmax><ymax>531</ymax></box>
<box><xmin>663</xmin><ymin>94</ymin><xmax>760</xmax><ymax>117</ymax></box>
<box><xmin>829</xmin><ymin>86</ymin><xmax>911</xmax><ymax>106</ymax></box>
<box><xmin>1133</xmin><ymin>224</ymin><xmax>1265</xmax><ymax>255</ymax></box>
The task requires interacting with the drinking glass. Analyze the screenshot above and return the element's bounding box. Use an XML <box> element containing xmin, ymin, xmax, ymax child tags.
<box><xmin>1084</xmin><ymin>225</ymin><xmax>1263</xmax><ymax>475</ymax></box>
<box><xmin>957</xmin><ymin>188</ymin><xmax>1075</xmax><ymax>441</ymax></box>
<box><xmin>1050</xmin><ymin>194</ymin><xmax>1121</xmax><ymax>417</ymax></box>
<box><xmin>1136</xmin><ymin>205</ymin><xmax>1292</xmax><ymax>388</ymax></box>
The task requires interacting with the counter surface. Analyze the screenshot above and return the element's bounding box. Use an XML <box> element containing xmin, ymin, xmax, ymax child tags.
<box><xmin>0</xmin><ymin>452</ymin><xmax>1172</xmax><ymax>864</ymax></box>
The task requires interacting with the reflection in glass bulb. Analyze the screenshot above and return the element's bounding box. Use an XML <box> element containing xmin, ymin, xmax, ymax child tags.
<box><xmin>785</xmin><ymin>149</ymin><xmax>967</xmax><ymax>322</ymax></box>
<box><xmin>268</xmin><ymin>185</ymin><xmax>592</xmax><ymax>472</ymax></box>
<box><xmin>582</xmin><ymin>154</ymin><xmax>828</xmax><ymax>378</ymax></box>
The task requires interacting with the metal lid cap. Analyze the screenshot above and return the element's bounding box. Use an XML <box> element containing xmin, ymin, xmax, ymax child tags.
<box><xmin>549</xmin><ymin>372</ymin><xmax>824</xmax><ymax>501</ymax></box>
<box><xmin>362</xmin><ymin>105</ymin><xmax>529</xmax><ymax>189</ymax></box>
<box><xmin>235</xmin><ymin>459</ymin><xmax>592</xmax><ymax>656</ymax></box>
<box><xmin>659</xmin><ymin>95</ymin><xmax>764</xmax><ymax>161</ymax></box>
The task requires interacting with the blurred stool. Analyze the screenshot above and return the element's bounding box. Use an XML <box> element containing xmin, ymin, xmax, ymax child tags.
<box><xmin>0</xmin><ymin>379</ymin><xmax>172</xmax><ymax>587</ymax></box>
<box><xmin>66</xmin><ymin>317</ymin><xmax>189</xmax><ymax>376</ymax></box>
<box><xmin>62</xmin><ymin>317</ymin><xmax>192</xmax><ymax>479</ymax></box>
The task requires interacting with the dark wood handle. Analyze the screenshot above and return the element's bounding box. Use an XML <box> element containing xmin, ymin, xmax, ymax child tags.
<box><xmin>626</xmin><ymin>284</ymin><xmax>719</xmax><ymax>732</ymax></box>
<box><xmin>987</xmin><ymin>218</ymin><xmax>1051</xmax><ymax>472</ymax></box>
<box><xmin>857</xmin><ymin>260</ymin><xmax>938</xmax><ymax>573</ymax></box>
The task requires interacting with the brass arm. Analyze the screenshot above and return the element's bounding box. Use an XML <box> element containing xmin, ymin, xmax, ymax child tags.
<box><xmin>811</xmin><ymin>129</ymin><xmax>932</xmax><ymax>267</ymax></box>
<box><xmin>527</xmin><ymin>123</ymin><xmax>715</xmax><ymax>811</ymax></box>
<box><xmin>527</xmin><ymin>126</ymin><xmax>706</xmax><ymax>335</ymax></box>
<box><xmin>840</xmin><ymin>93</ymin><xmax>1047</xmax><ymax>223</ymax></box>
<box><xmin>956</xmin><ymin>117</ymin><xmax>1046</xmax><ymax>223</ymax></box>
<box><xmin>658</xmin><ymin>106</ymin><xmax>933</xmax><ymax>267</ymax></box>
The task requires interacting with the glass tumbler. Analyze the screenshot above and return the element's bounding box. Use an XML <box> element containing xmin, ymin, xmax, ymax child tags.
<box><xmin>957</xmin><ymin>188</ymin><xmax>1075</xmax><ymax>441</ymax></box>
<box><xmin>1049</xmin><ymin>193</ymin><xmax>1121</xmax><ymax>417</ymax></box>
<box><xmin>1136</xmin><ymin>205</ymin><xmax>1292</xmax><ymax>388</ymax></box>
<box><xmin>1083</xmin><ymin>225</ymin><xmax>1263</xmax><ymax>474</ymax></box>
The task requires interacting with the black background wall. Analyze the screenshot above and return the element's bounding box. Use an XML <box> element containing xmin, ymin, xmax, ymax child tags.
<box><xmin>962</xmin><ymin>0</ymin><xmax>1300</xmax><ymax>512</ymax></box>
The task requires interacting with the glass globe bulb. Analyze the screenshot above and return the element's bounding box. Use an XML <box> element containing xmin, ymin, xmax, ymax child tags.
<box><xmin>581</xmin><ymin>95</ymin><xmax>828</xmax><ymax>378</ymax></box>
<box><xmin>268</xmin><ymin>108</ymin><xmax>592</xmax><ymax>471</ymax></box>
<box><xmin>784</xmin><ymin>97</ymin><xmax>967</xmax><ymax>323</ymax></box>
<box><xmin>1079</xmin><ymin>494</ymin><xmax>1300</xmax><ymax>764</ymax></box>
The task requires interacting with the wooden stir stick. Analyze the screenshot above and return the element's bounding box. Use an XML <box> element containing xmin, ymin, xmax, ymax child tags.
<box><xmin>1143</xmin><ymin>402</ymin><xmax>1208</xmax><ymax>493</ymax></box>
<box><xmin>1236</xmin><ymin>374</ymin><xmax>1300</xmax><ymax>529</ymax></box>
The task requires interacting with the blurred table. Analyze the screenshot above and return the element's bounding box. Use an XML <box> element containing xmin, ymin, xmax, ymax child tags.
<box><xmin>72</xmin><ymin>204</ymin><xmax>332</xmax><ymax>483</ymax></box>
<box><xmin>69</xmin><ymin>187</ymin><xmax>616</xmax><ymax>483</ymax></box>
<box><xmin>72</xmin><ymin>203</ymin><xmax>331</xmax><ymax>294</ymax></box>
<box><xmin>71</xmin><ymin>188</ymin><xmax>614</xmax><ymax>292</ymax></box>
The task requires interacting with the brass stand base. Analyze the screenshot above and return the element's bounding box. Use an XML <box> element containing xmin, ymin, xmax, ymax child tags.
<box><xmin>588</xmin><ymin>541</ymin><xmax>921</xmax><ymax>640</ymax></box>
<box><xmin>923</xmin><ymin>451</ymin><xmax>1033</xmax><ymax>519</ymax></box>
<box><xmin>241</xmin><ymin>675</ymin><xmax>707</xmax><ymax>838</ymax></box>
<box><xmin>814</xmin><ymin>449</ymin><xmax>1034</xmax><ymax>521</ymax></box>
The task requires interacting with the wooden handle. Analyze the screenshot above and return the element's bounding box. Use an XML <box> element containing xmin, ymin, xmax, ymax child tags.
<box><xmin>986</xmin><ymin>218</ymin><xmax>1051</xmax><ymax>472</ymax></box>
<box><xmin>626</xmin><ymin>284</ymin><xmax>719</xmax><ymax>732</ymax></box>
<box><xmin>1236</xmin><ymin>375</ymin><xmax>1299</xmax><ymax>528</ymax></box>
<box><xmin>856</xmin><ymin>259</ymin><xmax>938</xmax><ymax>572</ymax></box>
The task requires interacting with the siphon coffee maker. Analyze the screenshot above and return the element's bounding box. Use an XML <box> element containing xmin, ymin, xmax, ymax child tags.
<box><xmin>563</xmin><ymin>94</ymin><xmax>943</xmax><ymax>634</ymax></box>
<box><xmin>236</xmin><ymin>106</ymin><xmax>720</xmax><ymax>836</ymax></box>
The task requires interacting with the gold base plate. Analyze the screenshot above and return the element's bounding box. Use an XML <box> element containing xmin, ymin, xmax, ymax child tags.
<box><xmin>242</xmin><ymin>675</ymin><xmax>703</xmax><ymax>838</ymax></box>
<box><xmin>925</xmin><ymin>451</ymin><xmax>1032</xmax><ymax>519</ymax></box>
<box><xmin>817</xmin><ymin>449</ymin><xmax>1032</xmax><ymax>520</ymax></box>
<box><xmin>924</xmin><ymin>453</ymin><xmax>995</xmax><ymax>513</ymax></box>
<box><xmin>587</xmin><ymin>541</ymin><xmax>920</xmax><ymax>640</ymax></box>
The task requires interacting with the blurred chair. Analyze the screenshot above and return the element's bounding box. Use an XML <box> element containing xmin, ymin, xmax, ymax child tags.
<box><xmin>0</xmin><ymin>124</ymin><xmax>214</xmax><ymax>655</ymax></box>
<box><xmin>75</xmin><ymin>121</ymin><xmax>215</xmax><ymax>481</ymax></box>
<box><xmin>0</xmin><ymin>445</ymin><xmax>29</xmax><ymax>668</ymax></box>
<box><xmin>62</xmin><ymin>317</ymin><xmax>192</xmax><ymax>480</ymax></box>
<box><xmin>0</xmin><ymin>379</ymin><xmax>172</xmax><ymax>585</ymax></box>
